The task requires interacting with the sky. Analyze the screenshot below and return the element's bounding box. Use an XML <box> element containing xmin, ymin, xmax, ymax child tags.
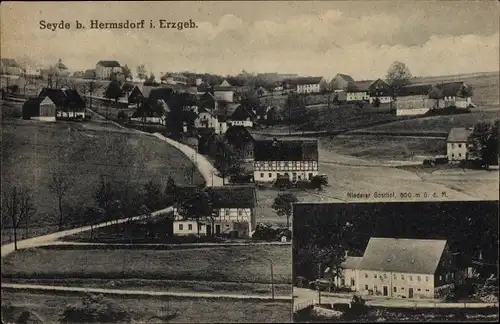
<box><xmin>1</xmin><ymin>1</ymin><xmax>499</xmax><ymax>80</ymax></box>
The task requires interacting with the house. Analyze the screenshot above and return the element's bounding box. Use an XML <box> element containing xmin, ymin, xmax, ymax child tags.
<box><xmin>395</xmin><ymin>83</ymin><xmax>434</xmax><ymax>116</ymax></box>
<box><xmin>173</xmin><ymin>185</ymin><xmax>257</xmax><ymax>238</ymax></box>
<box><xmin>194</xmin><ymin>107</ymin><xmax>228</xmax><ymax>135</ymax></box>
<box><xmin>224</xmin><ymin>126</ymin><xmax>255</xmax><ymax>162</ymax></box>
<box><xmin>436</xmin><ymin>82</ymin><xmax>473</xmax><ymax>108</ymax></box>
<box><xmin>253</xmin><ymin>138</ymin><xmax>319</xmax><ymax>183</ymax></box>
<box><xmin>285</xmin><ymin>77</ymin><xmax>328</xmax><ymax>94</ymax></box>
<box><xmin>1</xmin><ymin>58</ymin><xmax>23</xmax><ymax>75</ymax></box>
<box><xmin>332</xmin><ymin>253</ymin><xmax>363</xmax><ymax>291</ymax></box>
<box><xmin>161</xmin><ymin>73</ymin><xmax>188</xmax><ymax>85</ymax></box>
<box><xmin>197</xmin><ymin>128</ymin><xmax>218</xmax><ymax>155</ymax></box>
<box><xmin>346</xmin><ymin>81</ymin><xmax>372</xmax><ymax>102</ymax></box>
<box><xmin>38</xmin><ymin>87</ymin><xmax>86</xmax><ymax>119</ymax></box>
<box><xmin>335</xmin><ymin>237</ymin><xmax>460</xmax><ymax>300</ymax></box>
<box><xmin>214</xmin><ymin>80</ymin><xmax>234</xmax><ymax>103</ymax></box>
<box><xmin>127</xmin><ymin>85</ymin><xmax>156</xmax><ymax>105</ymax></box>
<box><xmin>447</xmin><ymin>127</ymin><xmax>472</xmax><ymax>162</ymax></box>
<box><xmin>95</xmin><ymin>60</ymin><xmax>122</xmax><ymax>80</ymax></box>
<box><xmin>367</xmin><ymin>79</ymin><xmax>392</xmax><ymax>104</ymax></box>
<box><xmin>227</xmin><ymin>105</ymin><xmax>256</xmax><ymax>128</ymax></box>
<box><xmin>22</xmin><ymin>96</ymin><xmax>56</xmax><ymax>121</ymax></box>
<box><xmin>330</xmin><ymin>74</ymin><xmax>355</xmax><ymax>92</ymax></box>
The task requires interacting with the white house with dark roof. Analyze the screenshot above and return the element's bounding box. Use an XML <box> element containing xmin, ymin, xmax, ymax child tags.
<box><xmin>285</xmin><ymin>77</ymin><xmax>327</xmax><ymax>94</ymax></box>
<box><xmin>95</xmin><ymin>60</ymin><xmax>122</xmax><ymax>80</ymax></box>
<box><xmin>253</xmin><ymin>138</ymin><xmax>319</xmax><ymax>183</ymax></box>
<box><xmin>334</xmin><ymin>237</ymin><xmax>460</xmax><ymax>300</ymax></box>
<box><xmin>447</xmin><ymin>127</ymin><xmax>472</xmax><ymax>162</ymax></box>
<box><xmin>331</xmin><ymin>253</ymin><xmax>363</xmax><ymax>291</ymax></box>
<box><xmin>330</xmin><ymin>74</ymin><xmax>355</xmax><ymax>92</ymax></box>
<box><xmin>172</xmin><ymin>185</ymin><xmax>257</xmax><ymax>238</ymax></box>
<box><xmin>214</xmin><ymin>79</ymin><xmax>235</xmax><ymax>102</ymax></box>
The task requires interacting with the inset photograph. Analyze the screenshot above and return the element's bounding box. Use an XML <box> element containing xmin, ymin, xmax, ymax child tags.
<box><xmin>292</xmin><ymin>201</ymin><xmax>499</xmax><ymax>322</ymax></box>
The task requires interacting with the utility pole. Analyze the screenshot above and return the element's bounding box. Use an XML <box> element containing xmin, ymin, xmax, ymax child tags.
<box><xmin>318</xmin><ymin>263</ymin><xmax>322</xmax><ymax>305</ymax></box>
<box><xmin>271</xmin><ymin>260</ymin><xmax>275</xmax><ymax>300</ymax></box>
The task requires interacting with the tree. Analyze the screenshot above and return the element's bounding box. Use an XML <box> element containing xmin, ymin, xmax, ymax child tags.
<box><xmin>7</xmin><ymin>84</ymin><xmax>19</xmax><ymax>94</ymax></box>
<box><xmin>283</xmin><ymin>92</ymin><xmax>306</xmax><ymax>129</ymax></box>
<box><xmin>294</xmin><ymin>243</ymin><xmax>346</xmax><ymax>282</ymax></box>
<box><xmin>386</xmin><ymin>61</ymin><xmax>412</xmax><ymax>90</ymax></box>
<box><xmin>428</xmin><ymin>86</ymin><xmax>444</xmax><ymax>109</ymax></box>
<box><xmin>177</xmin><ymin>187</ymin><xmax>213</xmax><ymax>237</ymax></box>
<box><xmin>104</xmin><ymin>80</ymin><xmax>123</xmax><ymax>105</ymax></box>
<box><xmin>272</xmin><ymin>193</ymin><xmax>298</xmax><ymax>228</ymax></box>
<box><xmin>85</xmin><ymin>73</ymin><xmax>100</xmax><ymax>110</ymax></box>
<box><xmin>310</xmin><ymin>175</ymin><xmax>328</xmax><ymax>190</ymax></box>
<box><xmin>122</xmin><ymin>64</ymin><xmax>132</xmax><ymax>81</ymax></box>
<box><xmin>164</xmin><ymin>176</ymin><xmax>177</xmax><ymax>206</ymax></box>
<box><xmin>136</xmin><ymin>64</ymin><xmax>148</xmax><ymax>81</ymax></box>
<box><xmin>1</xmin><ymin>186</ymin><xmax>37</xmax><ymax>250</ymax></box>
<box><xmin>213</xmin><ymin>141</ymin><xmax>245</xmax><ymax>184</ymax></box>
<box><xmin>468</xmin><ymin>120</ymin><xmax>500</xmax><ymax>169</ymax></box>
<box><xmin>143</xmin><ymin>180</ymin><xmax>163</xmax><ymax>211</ymax></box>
<box><xmin>48</xmin><ymin>171</ymin><xmax>70</xmax><ymax>230</ymax></box>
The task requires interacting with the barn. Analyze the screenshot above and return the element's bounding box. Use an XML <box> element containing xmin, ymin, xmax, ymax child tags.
<box><xmin>22</xmin><ymin>96</ymin><xmax>56</xmax><ymax>121</ymax></box>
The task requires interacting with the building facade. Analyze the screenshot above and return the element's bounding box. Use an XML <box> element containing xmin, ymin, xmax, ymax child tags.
<box><xmin>224</xmin><ymin>126</ymin><xmax>255</xmax><ymax>162</ymax></box>
<box><xmin>330</xmin><ymin>74</ymin><xmax>355</xmax><ymax>91</ymax></box>
<box><xmin>214</xmin><ymin>80</ymin><xmax>235</xmax><ymax>102</ymax></box>
<box><xmin>173</xmin><ymin>185</ymin><xmax>257</xmax><ymax>237</ymax></box>
<box><xmin>333</xmin><ymin>238</ymin><xmax>460</xmax><ymax>300</ymax></box>
<box><xmin>253</xmin><ymin>138</ymin><xmax>319</xmax><ymax>183</ymax></box>
<box><xmin>287</xmin><ymin>77</ymin><xmax>327</xmax><ymax>94</ymax></box>
<box><xmin>95</xmin><ymin>60</ymin><xmax>122</xmax><ymax>80</ymax></box>
<box><xmin>447</xmin><ymin>127</ymin><xmax>472</xmax><ymax>162</ymax></box>
<box><xmin>22</xmin><ymin>96</ymin><xmax>56</xmax><ymax>121</ymax></box>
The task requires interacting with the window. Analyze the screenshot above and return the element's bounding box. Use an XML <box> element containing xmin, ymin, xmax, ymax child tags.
<box><xmin>238</xmin><ymin>210</ymin><xmax>243</xmax><ymax>216</ymax></box>
<box><xmin>341</xmin><ymin>279</ymin><xmax>345</xmax><ymax>286</ymax></box>
<box><xmin>365</xmin><ymin>273</ymin><xmax>368</xmax><ymax>278</ymax></box>
<box><xmin>393</xmin><ymin>287</ymin><xmax>397</xmax><ymax>293</ymax></box>
<box><xmin>417</xmin><ymin>276</ymin><xmax>421</xmax><ymax>282</ymax></box>
<box><xmin>409</xmin><ymin>276</ymin><xmax>413</xmax><ymax>281</ymax></box>
<box><xmin>260</xmin><ymin>173</ymin><xmax>264</xmax><ymax>178</ymax></box>
<box><xmin>308</xmin><ymin>173</ymin><xmax>313</xmax><ymax>180</ymax></box>
<box><xmin>401</xmin><ymin>275</ymin><xmax>405</xmax><ymax>280</ymax></box>
<box><xmin>393</xmin><ymin>274</ymin><xmax>397</xmax><ymax>279</ymax></box>
<box><xmin>365</xmin><ymin>285</ymin><xmax>369</xmax><ymax>290</ymax></box>
<box><xmin>179</xmin><ymin>224</ymin><xmax>183</xmax><ymax>230</ymax></box>
<box><xmin>401</xmin><ymin>287</ymin><xmax>405</xmax><ymax>290</ymax></box>
<box><xmin>458</xmin><ymin>153</ymin><xmax>462</xmax><ymax>157</ymax></box>
<box><xmin>417</xmin><ymin>288</ymin><xmax>421</xmax><ymax>292</ymax></box>
<box><xmin>374</xmin><ymin>274</ymin><xmax>377</xmax><ymax>278</ymax></box>
<box><xmin>426</xmin><ymin>276</ymin><xmax>429</xmax><ymax>282</ymax></box>
<box><xmin>188</xmin><ymin>224</ymin><xmax>192</xmax><ymax>230</ymax></box>
<box><xmin>426</xmin><ymin>289</ymin><xmax>430</xmax><ymax>292</ymax></box>
<box><xmin>452</xmin><ymin>153</ymin><xmax>455</xmax><ymax>158</ymax></box>
<box><xmin>374</xmin><ymin>285</ymin><xmax>378</xmax><ymax>291</ymax></box>
<box><xmin>268</xmin><ymin>173</ymin><xmax>272</xmax><ymax>178</ymax></box>
<box><xmin>458</xmin><ymin>144</ymin><xmax>462</xmax><ymax>148</ymax></box>
<box><xmin>451</xmin><ymin>143</ymin><xmax>455</xmax><ymax>149</ymax></box>
<box><xmin>225</xmin><ymin>209</ymin><xmax>230</xmax><ymax>216</ymax></box>
<box><xmin>383</xmin><ymin>274</ymin><xmax>387</xmax><ymax>279</ymax></box>
<box><xmin>351</xmin><ymin>278</ymin><xmax>355</xmax><ymax>286</ymax></box>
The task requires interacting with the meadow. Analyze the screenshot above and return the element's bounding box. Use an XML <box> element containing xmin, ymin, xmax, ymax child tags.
<box><xmin>1</xmin><ymin>291</ymin><xmax>292</xmax><ymax>323</ymax></box>
<box><xmin>1</xmin><ymin>245</ymin><xmax>292</xmax><ymax>284</ymax></box>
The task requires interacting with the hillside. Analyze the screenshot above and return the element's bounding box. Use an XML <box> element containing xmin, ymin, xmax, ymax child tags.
<box><xmin>1</xmin><ymin>119</ymin><xmax>204</xmax><ymax>230</ymax></box>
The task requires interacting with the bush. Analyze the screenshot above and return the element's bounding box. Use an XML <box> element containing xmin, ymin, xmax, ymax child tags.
<box><xmin>310</xmin><ymin>175</ymin><xmax>328</xmax><ymax>190</ymax></box>
<box><xmin>60</xmin><ymin>293</ymin><xmax>131</xmax><ymax>323</ymax></box>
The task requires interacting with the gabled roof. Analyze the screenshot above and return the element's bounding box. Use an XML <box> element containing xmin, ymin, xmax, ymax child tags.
<box><xmin>174</xmin><ymin>185</ymin><xmax>256</xmax><ymax>209</ymax></box>
<box><xmin>341</xmin><ymin>256</ymin><xmax>363</xmax><ymax>270</ymax></box>
<box><xmin>447</xmin><ymin>127</ymin><xmax>472</xmax><ymax>143</ymax></box>
<box><xmin>346</xmin><ymin>80</ymin><xmax>375</xmax><ymax>92</ymax></box>
<box><xmin>207</xmin><ymin>185</ymin><xmax>256</xmax><ymax>208</ymax></box>
<box><xmin>286</xmin><ymin>77</ymin><xmax>324</xmax><ymax>85</ymax></box>
<box><xmin>358</xmin><ymin>237</ymin><xmax>447</xmax><ymax>274</ymax></box>
<box><xmin>436</xmin><ymin>82</ymin><xmax>467</xmax><ymax>97</ymax></box>
<box><xmin>148</xmin><ymin>87</ymin><xmax>175</xmax><ymax>102</ymax></box>
<box><xmin>230</xmin><ymin>105</ymin><xmax>257</xmax><ymax>121</ymax></box>
<box><xmin>97</xmin><ymin>60</ymin><xmax>121</xmax><ymax>68</ymax></box>
<box><xmin>335</xmin><ymin>74</ymin><xmax>355</xmax><ymax>83</ymax></box>
<box><xmin>54</xmin><ymin>61</ymin><xmax>68</xmax><ymax>70</ymax></box>
<box><xmin>253</xmin><ymin>138</ymin><xmax>319</xmax><ymax>161</ymax></box>
<box><xmin>398</xmin><ymin>83</ymin><xmax>433</xmax><ymax>97</ymax></box>
<box><xmin>38</xmin><ymin>88</ymin><xmax>85</xmax><ymax>109</ymax></box>
<box><xmin>224</xmin><ymin>125</ymin><xmax>255</xmax><ymax>145</ymax></box>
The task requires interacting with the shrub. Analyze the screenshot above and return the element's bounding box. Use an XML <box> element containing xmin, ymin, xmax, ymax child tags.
<box><xmin>310</xmin><ymin>175</ymin><xmax>328</xmax><ymax>190</ymax></box>
<box><xmin>60</xmin><ymin>293</ymin><xmax>131</xmax><ymax>323</ymax></box>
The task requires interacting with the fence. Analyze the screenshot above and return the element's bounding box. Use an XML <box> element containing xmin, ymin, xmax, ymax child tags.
<box><xmin>294</xmin><ymin>299</ymin><xmax>316</xmax><ymax>312</ymax></box>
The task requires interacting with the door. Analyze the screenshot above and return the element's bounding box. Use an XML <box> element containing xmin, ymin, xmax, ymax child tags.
<box><xmin>215</xmin><ymin>224</ymin><xmax>221</xmax><ymax>235</ymax></box>
<box><xmin>383</xmin><ymin>286</ymin><xmax>388</xmax><ymax>296</ymax></box>
<box><xmin>408</xmin><ymin>288</ymin><xmax>414</xmax><ymax>298</ymax></box>
<box><xmin>206</xmin><ymin>225</ymin><xmax>212</xmax><ymax>236</ymax></box>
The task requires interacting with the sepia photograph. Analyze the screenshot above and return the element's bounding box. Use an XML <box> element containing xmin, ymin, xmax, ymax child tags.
<box><xmin>292</xmin><ymin>201</ymin><xmax>499</xmax><ymax>322</ymax></box>
<box><xmin>0</xmin><ymin>0</ymin><xmax>499</xmax><ymax>323</ymax></box>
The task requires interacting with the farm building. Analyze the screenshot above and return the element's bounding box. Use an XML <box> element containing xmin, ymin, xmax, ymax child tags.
<box><xmin>447</xmin><ymin>127</ymin><xmax>472</xmax><ymax>162</ymax></box>
<box><xmin>22</xmin><ymin>96</ymin><xmax>56</xmax><ymax>121</ymax></box>
<box><xmin>38</xmin><ymin>87</ymin><xmax>86</xmax><ymax>119</ymax></box>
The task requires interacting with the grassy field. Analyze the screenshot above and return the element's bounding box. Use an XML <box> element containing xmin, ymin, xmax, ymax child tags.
<box><xmin>321</xmin><ymin>135</ymin><xmax>447</xmax><ymax>161</ymax></box>
<box><xmin>1</xmin><ymin>119</ymin><xmax>203</xmax><ymax>238</ymax></box>
<box><xmin>1</xmin><ymin>245</ymin><xmax>292</xmax><ymax>284</ymax></box>
<box><xmin>359</xmin><ymin>110</ymin><xmax>499</xmax><ymax>134</ymax></box>
<box><xmin>1</xmin><ymin>291</ymin><xmax>292</xmax><ymax>323</ymax></box>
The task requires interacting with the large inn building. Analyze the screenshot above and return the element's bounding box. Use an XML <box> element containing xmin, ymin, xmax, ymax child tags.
<box><xmin>332</xmin><ymin>238</ymin><xmax>462</xmax><ymax>300</ymax></box>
